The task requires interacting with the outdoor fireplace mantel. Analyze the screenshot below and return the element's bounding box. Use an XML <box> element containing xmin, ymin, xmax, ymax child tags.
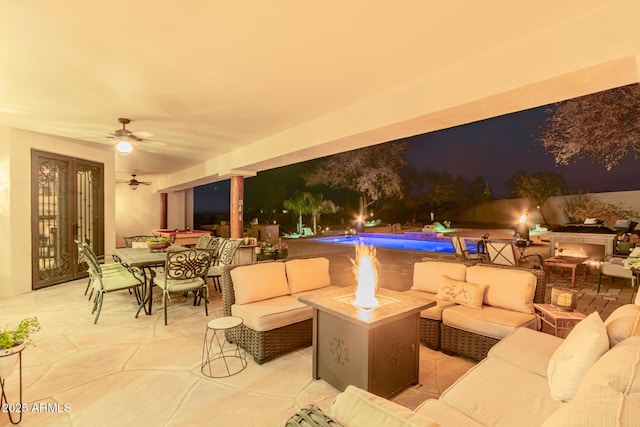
<box><xmin>548</xmin><ymin>228</ymin><xmax>617</xmax><ymax>257</ymax></box>
<box><xmin>299</xmin><ymin>287</ymin><xmax>435</xmax><ymax>398</ymax></box>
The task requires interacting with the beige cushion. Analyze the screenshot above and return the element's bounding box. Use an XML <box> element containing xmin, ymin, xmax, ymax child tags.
<box><xmin>547</xmin><ymin>311</ymin><xmax>610</xmax><ymax>402</ymax></box>
<box><xmin>403</xmin><ymin>290</ymin><xmax>454</xmax><ymax>320</ymax></box>
<box><xmin>411</xmin><ymin>261</ymin><xmax>467</xmax><ymax>294</ymax></box>
<box><xmin>439</xmin><ymin>357</ymin><xmax>562</xmax><ymax>427</ymax></box>
<box><xmin>285</xmin><ymin>257</ymin><xmax>330</xmax><ymax>294</ymax></box>
<box><xmin>231</xmin><ymin>295</ymin><xmax>312</xmax><ymax>331</ymax></box>
<box><xmin>466</xmin><ymin>266</ymin><xmax>536</xmax><ymax>314</ymax></box>
<box><xmin>603</xmin><ymin>304</ymin><xmax>640</xmax><ymax>347</ymax></box>
<box><xmin>435</xmin><ymin>276</ymin><xmax>486</xmax><ymax>309</ymax></box>
<box><xmin>131</xmin><ymin>241</ymin><xmax>148</xmax><ymax>248</ymax></box>
<box><xmin>488</xmin><ymin>327</ymin><xmax>563</xmax><ymax>377</ymax></box>
<box><xmin>331</xmin><ymin>385</ymin><xmax>439</xmax><ymax>427</ymax></box>
<box><xmin>415</xmin><ymin>400</ymin><xmax>484</xmax><ymax>427</ymax></box>
<box><xmin>542</xmin><ymin>336</ymin><xmax>640</xmax><ymax>426</ymax></box>
<box><xmin>442</xmin><ymin>304</ymin><xmax>537</xmax><ymax>339</ymax></box>
<box><xmin>230</xmin><ymin>263</ymin><xmax>290</xmax><ymax>305</ymax></box>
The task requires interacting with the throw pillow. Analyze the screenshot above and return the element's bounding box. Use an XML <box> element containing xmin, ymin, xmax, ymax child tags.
<box><xmin>547</xmin><ymin>311</ymin><xmax>610</xmax><ymax>402</ymax></box>
<box><xmin>435</xmin><ymin>276</ymin><xmax>485</xmax><ymax>309</ymax></box>
<box><xmin>603</xmin><ymin>304</ymin><xmax>640</xmax><ymax>347</ymax></box>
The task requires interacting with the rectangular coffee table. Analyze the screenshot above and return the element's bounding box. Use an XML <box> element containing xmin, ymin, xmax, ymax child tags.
<box><xmin>543</xmin><ymin>256</ymin><xmax>588</xmax><ymax>287</ymax></box>
<box><xmin>298</xmin><ymin>287</ymin><xmax>435</xmax><ymax>398</ymax></box>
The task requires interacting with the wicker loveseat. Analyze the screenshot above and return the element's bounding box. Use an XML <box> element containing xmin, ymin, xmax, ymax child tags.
<box><xmin>220</xmin><ymin>257</ymin><xmax>336</xmax><ymax>364</ymax></box>
<box><xmin>403</xmin><ymin>259</ymin><xmax>547</xmax><ymax>361</ymax></box>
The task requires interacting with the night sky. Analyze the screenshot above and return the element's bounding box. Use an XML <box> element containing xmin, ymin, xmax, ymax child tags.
<box><xmin>195</xmin><ymin>105</ymin><xmax>640</xmax><ymax>214</ymax></box>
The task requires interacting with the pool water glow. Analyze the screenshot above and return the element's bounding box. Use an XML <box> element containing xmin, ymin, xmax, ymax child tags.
<box><xmin>312</xmin><ymin>233</ymin><xmax>457</xmax><ymax>253</ymax></box>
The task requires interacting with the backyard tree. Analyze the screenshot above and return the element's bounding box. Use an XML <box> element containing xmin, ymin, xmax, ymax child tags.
<box><xmin>308</xmin><ymin>193</ymin><xmax>337</xmax><ymax>235</ymax></box>
<box><xmin>283</xmin><ymin>192</ymin><xmax>315</xmax><ymax>234</ymax></box>
<box><xmin>402</xmin><ymin>167</ymin><xmax>490</xmax><ymax>223</ymax></box>
<box><xmin>507</xmin><ymin>171</ymin><xmax>566</xmax><ymax>225</ymax></box>
<box><xmin>304</xmin><ymin>141</ymin><xmax>408</xmax><ymax>216</ymax></box>
<box><xmin>538</xmin><ymin>83</ymin><xmax>640</xmax><ymax>170</ymax></box>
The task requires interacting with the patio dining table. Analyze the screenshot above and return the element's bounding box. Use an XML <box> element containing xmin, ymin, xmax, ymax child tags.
<box><xmin>113</xmin><ymin>246</ymin><xmax>183</xmax><ymax>316</ymax></box>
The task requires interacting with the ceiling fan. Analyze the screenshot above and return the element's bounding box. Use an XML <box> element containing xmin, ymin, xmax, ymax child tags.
<box><xmin>109</xmin><ymin>118</ymin><xmax>167</xmax><ymax>154</ymax></box>
<box><xmin>117</xmin><ymin>173</ymin><xmax>151</xmax><ymax>190</ymax></box>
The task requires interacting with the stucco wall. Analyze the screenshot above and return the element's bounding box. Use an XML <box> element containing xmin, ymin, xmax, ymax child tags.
<box><xmin>457</xmin><ymin>190</ymin><xmax>640</xmax><ymax>227</ymax></box>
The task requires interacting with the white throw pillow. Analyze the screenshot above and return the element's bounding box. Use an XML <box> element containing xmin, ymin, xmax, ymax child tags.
<box><xmin>603</xmin><ymin>304</ymin><xmax>640</xmax><ymax>347</ymax></box>
<box><xmin>547</xmin><ymin>311</ymin><xmax>610</xmax><ymax>402</ymax></box>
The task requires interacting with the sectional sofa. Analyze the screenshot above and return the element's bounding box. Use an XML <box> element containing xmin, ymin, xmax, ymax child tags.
<box><xmin>289</xmin><ymin>303</ymin><xmax>640</xmax><ymax>426</ymax></box>
<box><xmin>403</xmin><ymin>258</ymin><xmax>546</xmax><ymax>360</ymax></box>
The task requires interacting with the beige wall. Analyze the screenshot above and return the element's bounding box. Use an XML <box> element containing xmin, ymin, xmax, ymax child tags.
<box><xmin>0</xmin><ymin>128</ymin><xmax>117</xmax><ymax>298</ymax></box>
<box><xmin>115</xmin><ymin>174</ymin><xmax>162</xmax><ymax>247</ymax></box>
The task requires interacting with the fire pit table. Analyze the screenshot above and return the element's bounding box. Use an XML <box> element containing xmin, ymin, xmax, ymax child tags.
<box><xmin>298</xmin><ymin>287</ymin><xmax>435</xmax><ymax>398</ymax></box>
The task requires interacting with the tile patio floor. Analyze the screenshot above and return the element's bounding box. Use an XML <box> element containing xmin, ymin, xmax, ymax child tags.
<box><xmin>1</xmin><ymin>232</ymin><xmax>633</xmax><ymax>426</ymax></box>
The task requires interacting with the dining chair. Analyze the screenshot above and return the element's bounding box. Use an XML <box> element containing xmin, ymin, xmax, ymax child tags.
<box><xmin>80</xmin><ymin>245</ymin><xmax>145</xmax><ymax>324</ymax></box>
<box><xmin>76</xmin><ymin>239</ymin><xmax>130</xmax><ymax>300</ymax></box>
<box><xmin>450</xmin><ymin>236</ymin><xmax>485</xmax><ymax>262</ymax></box>
<box><xmin>486</xmin><ymin>240</ymin><xmax>518</xmax><ymax>266</ymax></box>
<box><xmin>207</xmin><ymin>238</ymin><xmax>242</xmax><ymax>291</ymax></box>
<box><xmin>195</xmin><ymin>235</ymin><xmax>213</xmax><ymax>249</ymax></box>
<box><xmin>486</xmin><ymin>240</ymin><xmax>542</xmax><ymax>269</ymax></box>
<box><xmin>151</xmin><ymin>248</ymin><xmax>215</xmax><ymax>325</ymax></box>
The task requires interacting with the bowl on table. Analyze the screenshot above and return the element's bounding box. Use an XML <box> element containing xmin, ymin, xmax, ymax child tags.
<box><xmin>147</xmin><ymin>241</ymin><xmax>170</xmax><ymax>252</ymax></box>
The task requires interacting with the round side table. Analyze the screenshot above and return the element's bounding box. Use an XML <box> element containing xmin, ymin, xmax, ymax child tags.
<box><xmin>201</xmin><ymin>316</ymin><xmax>247</xmax><ymax>378</ymax></box>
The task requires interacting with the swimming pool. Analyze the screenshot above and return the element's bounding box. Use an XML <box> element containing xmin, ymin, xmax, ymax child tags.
<box><xmin>312</xmin><ymin>233</ymin><xmax>456</xmax><ymax>253</ymax></box>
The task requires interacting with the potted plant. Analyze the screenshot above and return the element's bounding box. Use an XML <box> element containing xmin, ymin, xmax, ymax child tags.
<box><xmin>617</xmin><ymin>233</ymin><xmax>637</xmax><ymax>255</ymax></box>
<box><xmin>273</xmin><ymin>240</ymin><xmax>289</xmax><ymax>259</ymax></box>
<box><xmin>258</xmin><ymin>240</ymin><xmax>277</xmax><ymax>260</ymax></box>
<box><xmin>0</xmin><ymin>317</ymin><xmax>40</xmax><ymax>378</ymax></box>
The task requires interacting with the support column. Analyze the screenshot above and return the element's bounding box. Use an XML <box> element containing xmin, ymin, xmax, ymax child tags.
<box><xmin>230</xmin><ymin>176</ymin><xmax>244</xmax><ymax>238</ymax></box>
<box><xmin>160</xmin><ymin>193</ymin><xmax>168</xmax><ymax>229</ymax></box>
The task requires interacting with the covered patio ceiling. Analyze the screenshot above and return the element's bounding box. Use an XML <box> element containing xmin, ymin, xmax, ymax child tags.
<box><xmin>1</xmin><ymin>1</ymin><xmax>638</xmax><ymax>191</ymax></box>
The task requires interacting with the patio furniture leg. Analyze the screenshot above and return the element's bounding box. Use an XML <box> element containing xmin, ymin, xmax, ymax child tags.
<box><xmin>93</xmin><ymin>292</ymin><xmax>104</xmax><ymax>324</ymax></box>
<box><xmin>163</xmin><ymin>291</ymin><xmax>168</xmax><ymax>326</ymax></box>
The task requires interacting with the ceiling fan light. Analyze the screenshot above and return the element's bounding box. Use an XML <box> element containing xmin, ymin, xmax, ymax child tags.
<box><xmin>130</xmin><ymin>182</ymin><xmax>138</xmax><ymax>190</ymax></box>
<box><xmin>115</xmin><ymin>140</ymin><xmax>133</xmax><ymax>155</ymax></box>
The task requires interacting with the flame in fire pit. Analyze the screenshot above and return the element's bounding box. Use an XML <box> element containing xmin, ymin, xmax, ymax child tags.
<box><xmin>351</xmin><ymin>243</ymin><xmax>379</xmax><ymax>309</ymax></box>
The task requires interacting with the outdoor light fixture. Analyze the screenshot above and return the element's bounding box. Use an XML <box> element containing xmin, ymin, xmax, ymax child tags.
<box><xmin>115</xmin><ymin>139</ymin><xmax>134</xmax><ymax>155</ymax></box>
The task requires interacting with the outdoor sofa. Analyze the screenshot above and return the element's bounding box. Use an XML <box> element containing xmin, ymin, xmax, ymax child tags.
<box><xmin>220</xmin><ymin>257</ymin><xmax>335</xmax><ymax>364</ymax></box>
<box><xmin>403</xmin><ymin>258</ymin><xmax>546</xmax><ymax>360</ymax></box>
<box><xmin>289</xmin><ymin>303</ymin><xmax>640</xmax><ymax>426</ymax></box>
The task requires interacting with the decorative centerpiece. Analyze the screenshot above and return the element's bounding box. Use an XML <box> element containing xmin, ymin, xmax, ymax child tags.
<box><xmin>258</xmin><ymin>239</ymin><xmax>288</xmax><ymax>260</ymax></box>
<box><xmin>146</xmin><ymin>237</ymin><xmax>171</xmax><ymax>252</ymax></box>
<box><xmin>258</xmin><ymin>240</ymin><xmax>277</xmax><ymax>260</ymax></box>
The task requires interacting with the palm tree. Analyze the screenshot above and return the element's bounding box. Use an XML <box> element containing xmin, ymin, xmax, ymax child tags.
<box><xmin>308</xmin><ymin>193</ymin><xmax>336</xmax><ymax>235</ymax></box>
<box><xmin>283</xmin><ymin>192</ymin><xmax>315</xmax><ymax>235</ymax></box>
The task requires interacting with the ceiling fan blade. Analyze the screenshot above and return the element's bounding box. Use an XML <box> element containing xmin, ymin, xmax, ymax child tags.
<box><xmin>131</xmin><ymin>131</ymin><xmax>154</xmax><ymax>139</ymax></box>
